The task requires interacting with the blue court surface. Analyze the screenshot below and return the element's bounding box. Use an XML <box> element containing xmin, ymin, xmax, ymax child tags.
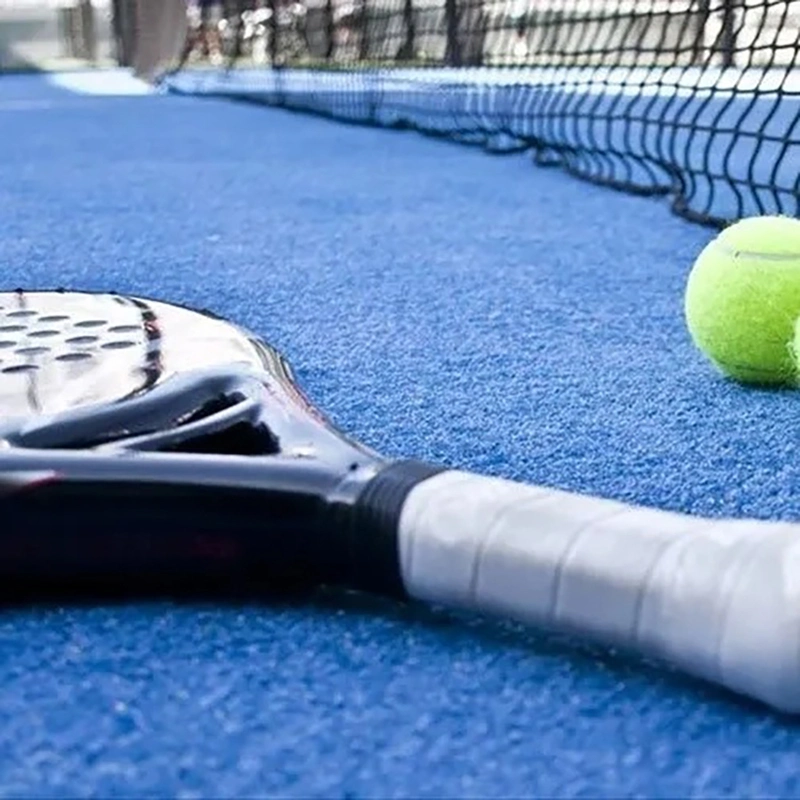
<box><xmin>3</xmin><ymin>69</ymin><xmax>800</xmax><ymax>797</ymax></box>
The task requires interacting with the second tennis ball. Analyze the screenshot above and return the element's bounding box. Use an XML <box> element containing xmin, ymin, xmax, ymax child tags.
<box><xmin>684</xmin><ymin>215</ymin><xmax>800</xmax><ymax>386</ymax></box>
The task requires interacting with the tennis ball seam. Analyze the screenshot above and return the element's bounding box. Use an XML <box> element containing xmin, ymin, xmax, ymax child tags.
<box><xmin>714</xmin><ymin>242</ymin><xmax>800</xmax><ymax>261</ymax></box>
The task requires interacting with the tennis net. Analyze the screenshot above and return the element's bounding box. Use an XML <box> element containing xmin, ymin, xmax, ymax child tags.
<box><xmin>118</xmin><ymin>1</ymin><xmax>800</xmax><ymax>225</ymax></box>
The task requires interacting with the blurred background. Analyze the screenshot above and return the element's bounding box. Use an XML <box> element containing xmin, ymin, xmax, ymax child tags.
<box><xmin>0</xmin><ymin>1</ymin><xmax>116</xmax><ymax>71</ymax></box>
<box><xmin>4</xmin><ymin>1</ymin><xmax>799</xmax><ymax>76</ymax></box>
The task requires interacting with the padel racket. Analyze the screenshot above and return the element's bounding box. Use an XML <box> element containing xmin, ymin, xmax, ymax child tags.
<box><xmin>1</xmin><ymin>288</ymin><xmax>798</xmax><ymax>714</ymax></box>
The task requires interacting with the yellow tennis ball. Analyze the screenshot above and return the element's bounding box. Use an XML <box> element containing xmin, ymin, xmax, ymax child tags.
<box><xmin>684</xmin><ymin>215</ymin><xmax>800</xmax><ymax>386</ymax></box>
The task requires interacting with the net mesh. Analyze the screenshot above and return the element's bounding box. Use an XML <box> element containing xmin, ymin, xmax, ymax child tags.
<box><xmin>158</xmin><ymin>0</ymin><xmax>800</xmax><ymax>226</ymax></box>
<box><xmin>4</xmin><ymin>1</ymin><xmax>797</xmax><ymax>226</ymax></box>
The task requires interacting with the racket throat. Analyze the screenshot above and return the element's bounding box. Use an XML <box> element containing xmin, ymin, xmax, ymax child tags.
<box><xmin>338</xmin><ymin>460</ymin><xmax>447</xmax><ymax>598</ymax></box>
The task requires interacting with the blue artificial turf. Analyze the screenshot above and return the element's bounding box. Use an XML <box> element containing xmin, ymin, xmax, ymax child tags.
<box><xmin>2</xmin><ymin>71</ymin><xmax>800</xmax><ymax>798</ymax></box>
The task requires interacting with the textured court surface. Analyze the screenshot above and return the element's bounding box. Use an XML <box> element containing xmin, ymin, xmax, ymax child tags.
<box><xmin>3</xmin><ymin>70</ymin><xmax>800</xmax><ymax>797</ymax></box>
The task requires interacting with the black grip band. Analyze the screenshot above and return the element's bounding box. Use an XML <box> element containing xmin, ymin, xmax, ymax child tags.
<box><xmin>347</xmin><ymin>460</ymin><xmax>446</xmax><ymax>597</ymax></box>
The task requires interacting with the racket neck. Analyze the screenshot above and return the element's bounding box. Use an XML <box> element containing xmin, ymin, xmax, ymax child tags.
<box><xmin>339</xmin><ymin>460</ymin><xmax>446</xmax><ymax>597</ymax></box>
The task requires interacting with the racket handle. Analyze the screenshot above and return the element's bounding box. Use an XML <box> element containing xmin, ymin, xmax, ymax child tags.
<box><xmin>396</xmin><ymin>469</ymin><xmax>800</xmax><ymax>713</ymax></box>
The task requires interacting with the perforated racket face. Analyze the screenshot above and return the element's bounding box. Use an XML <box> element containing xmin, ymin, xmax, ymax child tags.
<box><xmin>0</xmin><ymin>290</ymin><xmax>264</xmax><ymax>417</ymax></box>
<box><xmin>0</xmin><ymin>290</ymin><xmax>371</xmax><ymax>465</ymax></box>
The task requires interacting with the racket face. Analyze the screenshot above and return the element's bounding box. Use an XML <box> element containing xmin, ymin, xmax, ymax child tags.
<box><xmin>0</xmin><ymin>289</ymin><xmax>177</xmax><ymax>418</ymax></box>
<box><xmin>0</xmin><ymin>289</ymin><xmax>377</xmax><ymax>465</ymax></box>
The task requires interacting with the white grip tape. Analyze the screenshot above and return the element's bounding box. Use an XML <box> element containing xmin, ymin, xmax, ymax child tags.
<box><xmin>397</xmin><ymin>470</ymin><xmax>800</xmax><ymax>712</ymax></box>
